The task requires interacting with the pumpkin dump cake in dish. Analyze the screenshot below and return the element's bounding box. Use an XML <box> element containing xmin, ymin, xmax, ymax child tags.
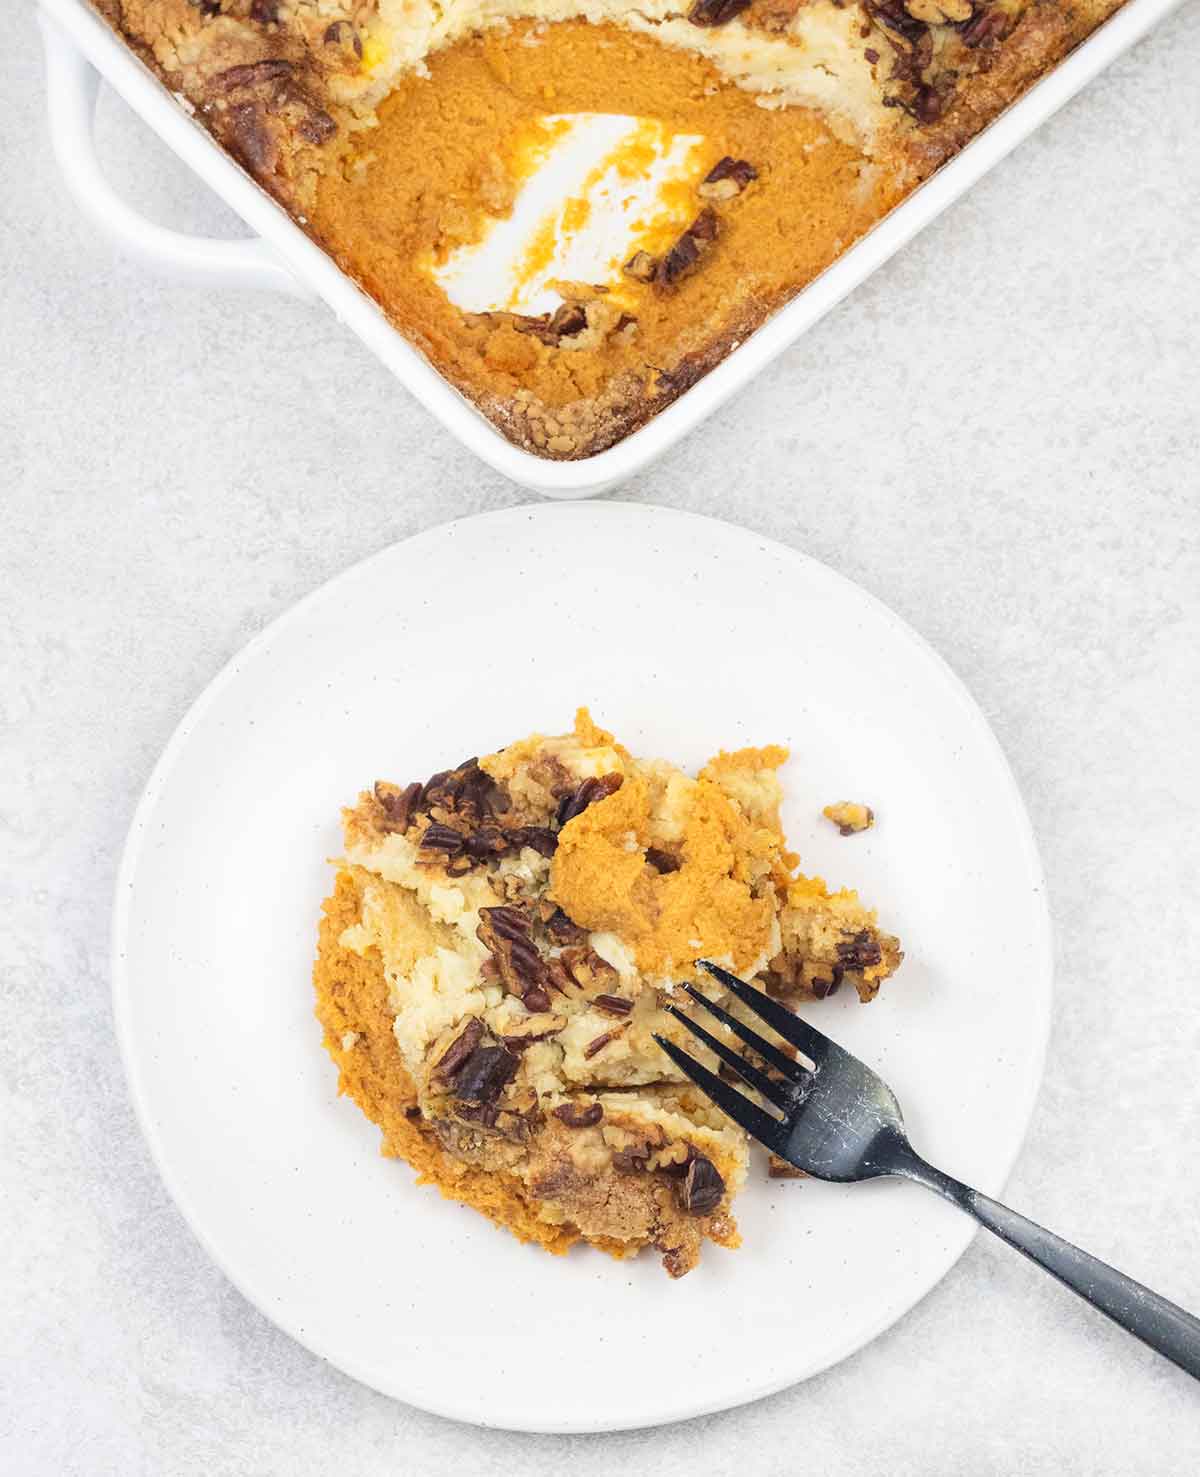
<box><xmin>313</xmin><ymin>710</ymin><xmax>902</xmax><ymax>1276</ymax></box>
<box><xmin>96</xmin><ymin>0</ymin><xmax>1124</xmax><ymax>458</ymax></box>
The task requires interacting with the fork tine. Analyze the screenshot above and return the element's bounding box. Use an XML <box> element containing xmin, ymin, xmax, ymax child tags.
<box><xmin>653</xmin><ymin>1035</ymin><xmax>790</xmax><ymax>1152</ymax></box>
<box><xmin>699</xmin><ymin>960</ymin><xmax>842</xmax><ymax>1068</ymax></box>
<box><xmin>663</xmin><ymin>1005</ymin><xmax>798</xmax><ymax>1111</ymax></box>
<box><xmin>681</xmin><ymin>985</ymin><xmax>810</xmax><ymax>1082</ymax></box>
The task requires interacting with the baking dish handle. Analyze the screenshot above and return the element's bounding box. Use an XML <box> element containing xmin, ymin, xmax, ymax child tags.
<box><xmin>40</xmin><ymin>11</ymin><xmax>315</xmax><ymax>300</ymax></box>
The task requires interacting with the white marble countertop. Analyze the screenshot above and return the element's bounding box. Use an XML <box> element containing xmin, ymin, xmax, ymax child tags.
<box><xmin>4</xmin><ymin>4</ymin><xmax>1200</xmax><ymax>1470</ymax></box>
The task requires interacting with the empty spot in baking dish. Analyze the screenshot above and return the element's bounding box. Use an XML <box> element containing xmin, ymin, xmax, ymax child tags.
<box><xmin>430</xmin><ymin>113</ymin><xmax>704</xmax><ymax>317</ymax></box>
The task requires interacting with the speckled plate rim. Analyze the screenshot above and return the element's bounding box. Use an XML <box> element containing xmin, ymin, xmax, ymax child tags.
<box><xmin>110</xmin><ymin>502</ymin><xmax>1053</xmax><ymax>1431</ymax></box>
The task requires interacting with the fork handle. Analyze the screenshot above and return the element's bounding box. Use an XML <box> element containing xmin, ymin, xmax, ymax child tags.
<box><xmin>898</xmin><ymin>1152</ymin><xmax>1200</xmax><ymax>1381</ymax></box>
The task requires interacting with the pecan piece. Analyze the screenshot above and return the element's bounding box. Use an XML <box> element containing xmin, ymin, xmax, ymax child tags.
<box><xmin>555</xmin><ymin>772</ymin><xmax>624</xmax><ymax>827</ymax></box>
<box><xmin>296</xmin><ymin>106</ymin><xmax>338</xmax><ymax>146</ymax></box>
<box><xmin>427</xmin><ymin>758</ymin><xmax>505</xmax><ymax>827</ymax></box>
<box><xmin>866</xmin><ymin>0</ymin><xmax>926</xmax><ymax>38</ymax></box>
<box><xmin>913</xmin><ymin>84</ymin><xmax>947</xmax><ymax>124</ymax></box>
<box><xmin>960</xmin><ymin>3</ymin><xmax>1010</xmax><ymax>44</ymax></box>
<box><xmin>213</xmin><ymin>59</ymin><xmax>294</xmax><ymax>91</ymax></box>
<box><xmin>433</xmin><ymin>1018</ymin><xmax>484</xmax><ymax>1080</ymax></box>
<box><xmin>555</xmin><ymin>945</ymin><xmax>619</xmax><ymax>993</ymax></box>
<box><xmin>644</xmin><ymin>847</ymin><xmax>680</xmax><ymax>874</ymax></box>
<box><xmin>810</xmin><ymin>965</ymin><xmax>844</xmax><ymax>1000</ymax></box>
<box><xmin>688</xmin><ymin>0</ymin><xmax>752</xmax><ymax>24</ymax></box>
<box><xmin>697</xmin><ymin>157</ymin><xmax>757</xmax><ymax>201</ymax></box>
<box><xmin>623</xmin><ymin>250</ymin><xmax>658</xmax><ymax>283</ymax></box>
<box><xmin>655</xmin><ymin>210</ymin><xmax>720</xmax><ymax>290</ymax></box>
<box><xmin>837</xmin><ymin>931</ymin><xmax>883</xmax><ymax>970</ymax></box>
<box><xmin>478</xmin><ymin>905</ymin><xmax>550</xmax><ymax>999</ymax></box>
<box><xmin>418</xmin><ymin>821</ymin><xmax>466</xmax><ymax>855</ymax></box>
<box><xmin>510</xmin><ymin>825</ymin><xmax>558</xmax><ymax>857</ymax></box>
<box><xmin>454</xmin><ymin>1044</ymin><xmax>518</xmax><ymax>1103</ymax></box>
<box><xmin>249</xmin><ymin>0</ymin><xmax>278</xmax><ymax>21</ymax></box>
<box><xmin>554</xmin><ymin>1101</ymin><xmax>604</xmax><ymax>1128</ymax></box>
<box><xmin>463</xmin><ymin>824</ymin><xmax>510</xmax><ymax>859</ymax></box>
<box><xmin>547</xmin><ymin>302</ymin><xmax>589</xmax><ymax>340</ymax></box>
<box><xmin>542</xmin><ymin>904</ymin><xmax>586</xmax><ymax>943</ymax></box>
<box><xmin>375</xmin><ymin>779</ymin><xmax>422</xmax><ymax>832</ymax></box>
<box><xmin>500</xmin><ymin>1012</ymin><xmax>567</xmax><ymax>1046</ymax></box>
<box><xmin>583</xmin><ymin>1025</ymin><xmax>629</xmax><ymax>1059</ymax></box>
<box><xmin>323</xmin><ymin>19</ymin><xmax>363</xmax><ymax>57</ymax></box>
<box><xmin>225</xmin><ymin>102</ymin><xmax>276</xmax><ymax>176</ymax></box>
<box><xmin>679</xmin><ymin>1154</ymin><xmax>725</xmax><ymax>1215</ymax></box>
<box><xmin>593</xmin><ymin>994</ymin><xmax>633</xmax><ymax>1017</ymax></box>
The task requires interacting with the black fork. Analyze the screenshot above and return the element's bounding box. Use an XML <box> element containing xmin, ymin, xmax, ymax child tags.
<box><xmin>656</xmin><ymin>960</ymin><xmax>1200</xmax><ymax>1382</ymax></box>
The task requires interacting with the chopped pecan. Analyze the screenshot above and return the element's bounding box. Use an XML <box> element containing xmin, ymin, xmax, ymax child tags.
<box><xmin>541</xmin><ymin>903</ymin><xmax>587</xmax><ymax>943</ymax></box>
<box><xmin>688</xmin><ymin>0</ymin><xmax>752</xmax><ymax>24</ymax></box>
<box><xmin>810</xmin><ymin>965</ymin><xmax>844</xmax><ymax>1000</ymax></box>
<box><xmin>455</xmin><ymin>1100</ymin><xmax>500</xmax><ymax>1128</ymax></box>
<box><xmin>213</xmin><ymin>59</ymin><xmax>294</xmax><ymax>92</ymax></box>
<box><xmin>914</xmin><ymin>84</ymin><xmax>947</xmax><ymax>123</ymax></box>
<box><xmin>866</xmin><ymin>0</ymin><xmax>926</xmax><ymax>39</ymax></box>
<box><xmin>644</xmin><ymin>847</ymin><xmax>680</xmax><ymax>874</ymax></box>
<box><xmin>837</xmin><ymin>931</ymin><xmax>883</xmax><ymax>970</ymax></box>
<box><xmin>296</xmin><ymin>106</ymin><xmax>338</xmax><ymax>146</ymax></box>
<box><xmin>555</xmin><ymin>945</ymin><xmax>619</xmax><ymax>994</ymax></box>
<box><xmin>480</xmin><ymin>905</ymin><xmax>531</xmax><ymax>944</ymax></box>
<box><xmin>548</xmin><ymin>302</ymin><xmax>589</xmax><ymax>339</ymax></box>
<box><xmin>522</xmin><ymin>986</ymin><xmax>552</xmax><ymax>1014</ymax></box>
<box><xmin>554</xmin><ymin>1101</ymin><xmax>604</xmax><ymax>1128</ymax></box>
<box><xmin>225</xmin><ymin>102</ymin><xmax>276</xmax><ymax>176</ymax></box>
<box><xmin>418</xmin><ymin>821</ymin><xmax>466</xmax><ymax>855</ymax></box>
<box><xmin>323</xmin><ymin>19</ymin><xmax>363</xmax><ymax>57</ymax></box>
<box><xmin>477</xmin><ymin>906</ymin><xmax>550</xmax><ymax>999</ymax></box>
<box><xmin>506</xmin><ymin>301</ymin><xmax>596</xmax><ymax>347</ymax></box>
<box><xmin>463</xmin><ymin>824</ymin><xmax>510</xmax><ymax>860</ymax></box>
<box><xmin>697</xmin><ymin>157</ymin><xmax>757</xmax><ymax>201</ymax></box>
<box><xmin>555</xmin><ymin>773</ymin><xmax>624</xmax><ymax>827</ymax></box>
<box><xmin>249</xmin><ymin>0</ymin><xmax>278</xmax><ymax>21</ymax></box>
<box><xmin>500</xmin><ymin>1012</ymin><xmax>567</xmax><ymax>1046</ymax></box>
<box><xmin>433</xmin><ymin>1018</ymin><xmax>484</xmax><ymax>1080</ymax></box>
<box><xmin>510</xmin><ymin>825</ymin><xmax>558</xmax><ymax>857</ymax></box>
<box><xmin>623</xmin><ymin>250</ymin><xmax>658</xmax><ymax>283</ymax></box>
<box><xmin>961</xmin><ymin>4</ymin><xmax>1011</xmax><ymax>45</ymax></box>
<box><xmin>679</xmin><ymin>1154</ymin><xmax>725</xmax><ymax>1214</ymax></box>
<box><xmin>655</xmin><ymin>210</ymin><xmax>720</xmax><ymax>290</ymax></box>
<box><xmin>454</xmin><ymin>1044</ymin><xmax>518</xmax><ymax>1103</ymax></box>
<box><xmin>422</xmin><ymin>758</ymin><xmax>499</xmax><ymax>825</ymax></box>
<box><xmin>375</xmin><ymin>779</ymin><xmax>422</xmax><ymax>832</ymax></box>
<box><xmin>583</xmin><ymin>1025</ymin><xmax>629</xmax><ymax>1059</ymax></box>
<box><xmin>593</xmin><ymin>994</ymin><xmax>633</xmax><ymax>1017</ymax></box>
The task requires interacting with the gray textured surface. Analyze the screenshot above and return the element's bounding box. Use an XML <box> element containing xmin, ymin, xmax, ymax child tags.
<box><xmin>3</xmin><ymin>2</ymin><xmax>1200</xmax><ymax>1471</ymax></box>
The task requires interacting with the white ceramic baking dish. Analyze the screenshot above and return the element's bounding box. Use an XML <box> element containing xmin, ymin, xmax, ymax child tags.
<box><xmin>39</xmin><ymin>0</ymin><xmax>1182</xmax><ymax>497</ymax></box>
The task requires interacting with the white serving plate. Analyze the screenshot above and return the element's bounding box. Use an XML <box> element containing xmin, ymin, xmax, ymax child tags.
<box><xmin>112</xmin><ymin>502</ymin><xmax>1052</xmax><ymax>1430</ymax></box>
<box><xmin>39</xmin><ymin>0</ymin><xmax>1182</xmax><ymax>495</ymax></box>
